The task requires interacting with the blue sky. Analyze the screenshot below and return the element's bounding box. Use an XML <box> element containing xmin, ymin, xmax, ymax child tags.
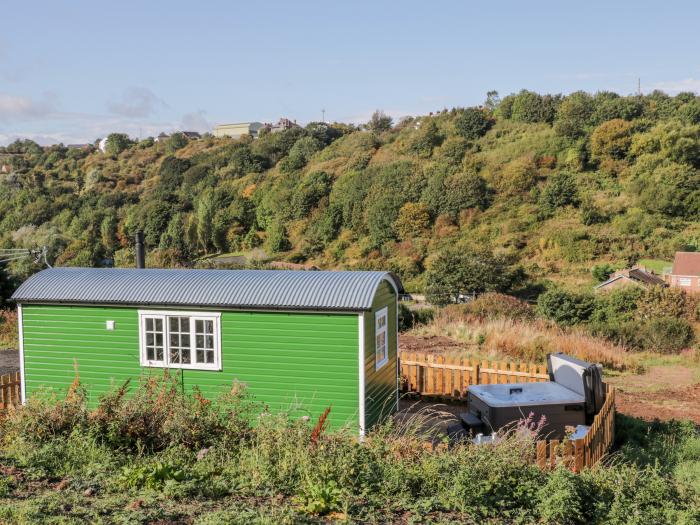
<box><xmin>2</xmin><ymin>0</ymin><xmax>700</xmax><ymax>145</ymax></box>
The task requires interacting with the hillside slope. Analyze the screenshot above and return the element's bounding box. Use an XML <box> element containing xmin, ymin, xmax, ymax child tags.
<box><xmin>2</xmin><ymin>89</ymin><xmax>700</xmax><ymax>297</ymax></box>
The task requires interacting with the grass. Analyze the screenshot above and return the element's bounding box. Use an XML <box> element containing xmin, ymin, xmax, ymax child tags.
<box><xmin>409</xmin><ymin>309</ymin><xmax>640</xmax><ymax>372</ymax></box>
<box><xmin>638</xmin><ymin>258</ymin><xmax>673</xmax><ymax>273</ymax></box>
<box><xmin>0</xmin><ymin>376</ymin><xmax>697</xmax><ymax>524</ymax></box>
<box><xmin>0</xmin><ymin>310</ymin><xmax>17</xmax><ymax>350</ymax></box>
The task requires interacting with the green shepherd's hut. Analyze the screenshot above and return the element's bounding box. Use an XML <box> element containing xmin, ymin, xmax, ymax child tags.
<box><xmin>11</xmin><ymin>268</ymin><xmax>402</xmax><ymax>435</ymax></box>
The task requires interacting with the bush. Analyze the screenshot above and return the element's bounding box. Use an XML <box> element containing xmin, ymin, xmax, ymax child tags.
<box><xmin>591</xmin><ymin>263</ymin><xmax>616</xmax><ymax>282</ymax></box>
<box><xmin>462</xmin><ymin>292</ymin><xmax>535</xmax><ymax>321</ymax></box>
<box><xmin>453</xmin><ymin>107</ymin><xmax>493</xmax><ymax>140</ymax></box>
<box><xmin>537</xmin><ymin>288</ymin><xmax>595</xmax><ymax>326</ymax></box>
<box><xmin>398</xmin><ymin>302</ymin><xmax>434</xmax><ymax>331</ymax></box>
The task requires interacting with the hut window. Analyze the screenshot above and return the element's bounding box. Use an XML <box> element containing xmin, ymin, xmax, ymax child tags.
<box><xmin>375</xmin><ymin>307</ymin><xmax>389</xmax><ymax>370</ymax></box>
<box><xmin>139</xmin><ymin>310</ymin><xmax>221</xmax><ymax>370</ymax></box>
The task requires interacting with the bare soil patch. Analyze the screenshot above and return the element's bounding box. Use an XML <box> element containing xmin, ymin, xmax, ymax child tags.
<box><xmin>0</xmin><ymin>349</ymin><xmax>19</xmax><ymax>376</ymax></box>
<box><xmin>399</xmin><ymin>334</ymin><xmax>469</xmax><ymax>354</ymax></box>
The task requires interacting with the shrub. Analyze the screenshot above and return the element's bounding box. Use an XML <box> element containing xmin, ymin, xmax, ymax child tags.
<box><xmin>539</xmin><ymin>171</ymin><xmax>580</xmax><ymax>215</ymax></box>
<box><xmin>398</xmin><ymin>302</ymin><xmax>434</xmax><ymax>331</ymax></box>
<box><xmin>453</xmin><ymin>107</ymin><xmax>493</xmax><ymax>140</ymax></box>
<box><xmin>591</xmin><ymin>263</ymin><xmax>615</xmax><ymax>282</ymax></box>
<box><xmin>537</xmin><ymin>288</ymin><xmax>595</xmax><ymax>326</ymax></box>
<box><xmin>590</xmin><ymin>119</ymin><xmax>634</xmax><ymax>161</ymax></box>
<box><xmin>462</xmin><ymin>292</ymin><xmax>535</xmax><ymax>321</ymax></box>
<box><xmin>635</xmin><ymin>317</ymin><xmax>695</xmax><ymax>353</ymax></box>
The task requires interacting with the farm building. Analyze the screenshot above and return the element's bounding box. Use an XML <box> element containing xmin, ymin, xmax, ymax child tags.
<box><xmin>11</xmin><ymin>268</ymin><xmax>402</xmax><ymax>435</ymax></box>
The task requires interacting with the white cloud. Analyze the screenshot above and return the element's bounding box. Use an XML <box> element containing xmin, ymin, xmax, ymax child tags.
<box><xmin>107</xmin><ymin>87</ymin><xmax>166</xmax><ymax>118</ymax></box>
<box><xmin>180</xmin><ymin>110</ymin><xmax>211</xmax><ymax>132</ymax></box>
<box><xmin>648</xmin><ymin>78</ymin><xmax>700</xmax><ymax>95</ymax></box>
<box><xmin>0</xmin><ymin>92</ymin><xmax>57</xmax><ymax>120</ymax></box>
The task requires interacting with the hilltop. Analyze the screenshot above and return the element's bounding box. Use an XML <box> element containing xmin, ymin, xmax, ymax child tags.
<box><xmin>2</xmin><ymin>89</ymin><xmax>700</xmax><ymax>299</ymax></box>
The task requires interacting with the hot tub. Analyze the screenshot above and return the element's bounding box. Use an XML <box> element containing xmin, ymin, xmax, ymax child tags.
<box><xmin>464</xmin><ymin>353</ymin><xmax>604</xmax><ymax>440</ymax></box>
<box><xmin>467</xmin><ymin>382</ymin><xmax>586</xmax><ymax>440</ymax></box>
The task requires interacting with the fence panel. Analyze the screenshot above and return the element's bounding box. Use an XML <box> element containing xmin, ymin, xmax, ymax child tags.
<box><xmin>399</xmin><ymin>350</ymin><xmax>616</xmax><ymax>471</ymax></box>
<box><xmin>0</xmin><ymin>372</ymin><xmax>21</xmax><ymax>410</ymax></box>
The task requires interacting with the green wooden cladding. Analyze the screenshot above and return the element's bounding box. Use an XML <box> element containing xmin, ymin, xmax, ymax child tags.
<box><xmin>20</xmin><ymin>283</ymin><xmax>398</xmax><ymax>433</ymax></box>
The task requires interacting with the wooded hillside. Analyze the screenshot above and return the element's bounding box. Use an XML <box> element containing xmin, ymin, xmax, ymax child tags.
<box><xmin>2</xmin><ymin>89</ymin><xmax>700</xmax><ymax>299</ymax></box>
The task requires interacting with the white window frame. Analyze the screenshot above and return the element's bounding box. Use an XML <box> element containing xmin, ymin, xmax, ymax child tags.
<box><xmin>138</xmin><ymin>310</ymin><xmax>222</xmax><ymax>371</ymax></box>
<box><xmin>679</xmin><ymin>277</ymin><xmax>692</xmax><ymax>287</ymax></box>
<box><xmin>375</xmin><ymin>307</ymin><xmax>389</xmax><ymax>371</ymax></box>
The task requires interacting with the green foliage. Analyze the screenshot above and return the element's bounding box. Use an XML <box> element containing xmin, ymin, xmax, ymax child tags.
<box><xmin>366</xmin><ymin>110</ymin><xmax>393</xmax><ymax>133</ymax></box>
<box><xmin>461</xmin><ymin>292</ymin><xmax>536</xmax><ymax>321</ymax></box>
<box><xmin>453</xmin><ymin>107</ymin><xmax>493</xmax><ymax>140</ymax></box>
<box><xmin>501</xmin><ymin>90</ymin><xmax>560</xmax><ymax>123</ymax></box>
<box><xmin>0</xmin><ymin>377</ymin><xmax>697</xmax><ymax>523</ymax></box>
<box><xmin>554</xmin><ymin>91</ymin><xmax>595</xmax><ymax>139</ymax></box>
<box><xmin>266</xmin><ymin>221</ymin><xmax>290</xmax><ymax>253</ymax></box>
<box><xmin>407</xmin><ymin>119</ymin><xmax>443</xmax><ymax>157</ymax></box>
<box><xmin>539</xmin><ymin>171</ymin><xmax>580</xmax><ymax>215</ymax></box>
<box><xmin>537</xmin><ymin>288</ymin><xmax>595</xmax><ymax>325</ymax></box>
<box><xmin>166</xmin><ymin>132</ymin><xmax>189</xmax><ymax>152</ymax></box>
<box><xmin>393</xmin><ymin>202</ymin><xmax>430</xmax><ymax>240</ymax></box>
<box><xmin>590</xmin><ymin>118</ymin><xmax>634</xmax><ymax>161</ymax></box>
<box><xmin>591</xmin><ymin>263</ymin><xmax>615</xmax><ymax>282</ymax></box>
<box><xmin>425</xmin><ymin>247</ymin><xmax>521</xmax><ymax>305</ymax></box>
<box><xmin>104</xmin><ymin>133</ymin><xmax>132</xmax><ymax>156</ymax></box>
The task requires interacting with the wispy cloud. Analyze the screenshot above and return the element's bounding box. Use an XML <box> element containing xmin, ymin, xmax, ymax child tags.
<box><xmin>107</xmin><ymin>87</ymin><xmax>167</xmax><ymax>118</ymax></box>
<box><xmin>0</xmin><ymin>92</ymin><xmax>58</xmax><ymax>120</ymax></box>
<box><xmin>648</xmin><ymin>78</ymin><xmax>700</xmax><ymax>94</ymax></box>
<box><xmin>181</xmin><ymin>110</ymin><xmax>211</xmax><ymax>132</ymax></box>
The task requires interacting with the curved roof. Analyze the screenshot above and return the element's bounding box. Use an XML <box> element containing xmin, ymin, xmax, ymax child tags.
<box><xmin>11</xmin><ymin>268</ymin><xmax>402</xmax><ymax>312</ymax></box>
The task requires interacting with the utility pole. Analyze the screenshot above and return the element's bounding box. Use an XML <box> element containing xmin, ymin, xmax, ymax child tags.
<box><xmin>638</xmin><ymin>78</ymin><xmax>642</xmax><ymax>96</ymax></box>
<box><xmin>321</xmin><ymin>109</ymin><xmax>326</xmax><ymax>123</ymax></box>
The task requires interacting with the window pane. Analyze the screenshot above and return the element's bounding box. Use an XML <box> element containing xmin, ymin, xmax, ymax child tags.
<box><xmin>195</xmin><ymin>319</ymin><xmax>204</xmax><ymax>333</ymax></box>
<box><xmin>170</xmin><ymin>348</ymin><xmax>180</xmax><ymax>363</ymax></box>
<box><xmin>146</xmin><ymin>333</ymin><xmax>154</xmax><ymax>346</ymax></box>
<box><xmin>155</xmin><ymin>319</ymin><xmax>163</xmax><ymax>331</ymax></box>
<box><xmin>205</xmin><ymin>320</ymin><xmax>213</xmax><ymax>333</ymax></box>
<box><xmin>206</xmin><ymin>350</ymin><xmax>214</xmax><ymax>364</ymax></box>
<box><xmin>146</xmin><ymin>318</ymin><xmax>153</xmax><ymax>331</ymax></box>
<box><xmin>196</xmin><ymin>335</ymin><xmax>204</xmax><ymax>348</ymax></box>
<box><xmin>196</xmin><ymin>350</ymin><xmax>204</xmax><ymax>363</ymax></box>
<box><xmin>170</xmin><ymin>317</ymin><xmax>179</xmax><ymax>331</ymax></box>
<box><xmin>170</xmin><ymin>334</ymin><xmax>179</xmax><ymax>347</ymax></box>
<box><xmin>147</xmin><ymin>347</ymin><xmax>155</xmax><ymax>360</ymax></box>
<box><xmin>181</xmin><ymin>348</ymin><xmax>191</xmax><ymax>364</ymax></box>
<box><xmin>206</xmin><ymin>335</ymin><xmax>214</xmax><ymax>349</ymax></box>
<box><xmin>156</xmin><ymin>333</ymin><xmax>163</xmax><ymax>346</ymax></box>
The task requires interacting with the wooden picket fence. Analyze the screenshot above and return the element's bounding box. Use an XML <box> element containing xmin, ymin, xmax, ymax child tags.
<box><xmin>535</xmin><ymin>384</ymin><xmax>616</xmax><ymax>472</ymax></box>
<box><xmin>399</xmin><ymin>351</ymin><xmax>550</xmax><ymax>397</ymax></box>
<box><xmin>399</xmin><ymin>351</ymin><xmax>616</xmax><ymax>472</ymax></box>
<box><xmin>0</xmin><ymin>372</ymin><xmax>21</xmax><ymax>411</ymax></box>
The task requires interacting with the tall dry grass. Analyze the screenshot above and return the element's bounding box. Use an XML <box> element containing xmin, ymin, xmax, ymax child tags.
<box><xmin>410</xmin><ymin>309</ymin><xmax>640</xmax><ymax>372</ymax></box>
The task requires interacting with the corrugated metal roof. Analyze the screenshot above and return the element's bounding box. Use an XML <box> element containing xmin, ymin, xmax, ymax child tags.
<box><xmin>11</xmin><ymin>268</ymin><xmax>402</xmax><ymax>311</ymax></box>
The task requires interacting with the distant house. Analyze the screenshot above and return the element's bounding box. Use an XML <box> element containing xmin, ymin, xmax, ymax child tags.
<box><xmin>155</xmin><ymin>132</ymin><xmax>170</xmax><ymax>142</ymax></box>
<box><xmin>666</xmin><ymin>252</ymin><xmax>700</xmax><ymax>292</ymax></box>
<box><xmin>595</xmin><ymin>266</ymin><xmax>666</xmax><ymax>292</ymax></box>
<box><xmin>213</xmin><ymin>122</ymin><xmax>265</xmax><ymax>139</ymax></box>
<box><xmin>180</xmin><ymin>131</ymin><xmax>201</xmax><ymax>140</ymax></box>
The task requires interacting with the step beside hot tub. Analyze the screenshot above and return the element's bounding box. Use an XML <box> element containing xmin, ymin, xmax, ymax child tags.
<box><xmin>465</xmin><ymin>353</ymin><xmax>605</xmax><ymax>440</ymax></box>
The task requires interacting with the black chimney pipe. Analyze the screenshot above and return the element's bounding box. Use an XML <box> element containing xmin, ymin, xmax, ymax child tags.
<box><xmin>135</xmin><ymin>231</ymin><xmax>146</xmax><ymax>269</ymax></box>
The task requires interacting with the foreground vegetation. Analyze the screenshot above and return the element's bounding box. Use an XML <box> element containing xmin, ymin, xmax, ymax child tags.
<box><xmin>0</xmin><ymin>377</ymin><xmax>698</xmax><ymax>524</ymax></box>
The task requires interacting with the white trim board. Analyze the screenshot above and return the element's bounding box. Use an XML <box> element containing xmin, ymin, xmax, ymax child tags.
<box><xmin>358</xmin><ymin>313</ymin><xmax>366</xmax><ymax>438</ymax></box>
<box><xmin>17</xmin><ymin>304</ymin><xmax>26</xmax><ymax>404</ymax></box>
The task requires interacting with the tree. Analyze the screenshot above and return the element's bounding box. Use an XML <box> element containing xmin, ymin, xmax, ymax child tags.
<box><xmin>502</xmin><ymin>90</ymin><xmax>560</xmax><ymax>124</ymax></box>
<box><xmin>266</xmin><ymin>221</ymin><xmax>291</xmax><ymax>253</ymax></box>
<box><xmin>453</xmin><ymin>108</ymin><xmax>493</xmax><ymax>140</ymax></box>
<box><xmin>166</xmin><ymin>132</ymin><xmax>188</xmax><ymax>152</ymax></box>
<box><xmin>539</xmin><ymin>172</ymin><xmax>580</xmax><ymax>215</ymax></box>
<box><xmin>104</xmin><ymin>133</ymin><xmax>132</xmax><ymax>156</ymax></box>
<box><xmin>408</xmin><ymin>119</ymin><xmax>443</xmax><ymax>157</ymax></box>
<box><xmin>484</xmin><ymin>90</ymin><xmax>500</xmax><ymax>111</ymax></box>
<box><xmin>280</xmin><ymin>136</ymin><xmax>323</xmax><ymax>172</ymax></box>
<box><xmin>425</xmin><ymin>247</ymin><xmax>520</xmax><ymax>305</ymax></box>
<box><xmin>554</xmin><ymin>91</ymin><xmax>594</xmax><ymax>139</ymax></box>
<box><xmin>590</xmin><ymin>119</ymin><xmax>634</xmax><ymax>161</ymax></box>
<box><xmin>100</xmin><ymin>214</ymin><xmax>118</xmax><ymax>253</ymax></box>
<box><xmin>591</xmin><ymin>263</ymin><xmax>615</xmax><ymax>282</ymax></box>
<box><xmin>367</xmin><ymin>110</ymin><xmax>393</xmax><ymax>133</ymax></box>
<box><xmin>537</xmin><ymin>288</ymin><xmax>595</xmax><ymax>326</ymax></box>
<box><xmin>393</xmin><ymin>202</ymin><xmax>430</xmax><ymax>240</ymax></box>
<box><xmin>196</xmin><ymin>191</ymin><xmax>216</xmax><ymax>253</ymax></box>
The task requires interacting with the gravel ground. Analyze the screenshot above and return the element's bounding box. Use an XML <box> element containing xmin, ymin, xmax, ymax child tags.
<box><xmin>0</xmin><ymin>349</ymin><xmax>19</xmax><ymax>376</ymax></box>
